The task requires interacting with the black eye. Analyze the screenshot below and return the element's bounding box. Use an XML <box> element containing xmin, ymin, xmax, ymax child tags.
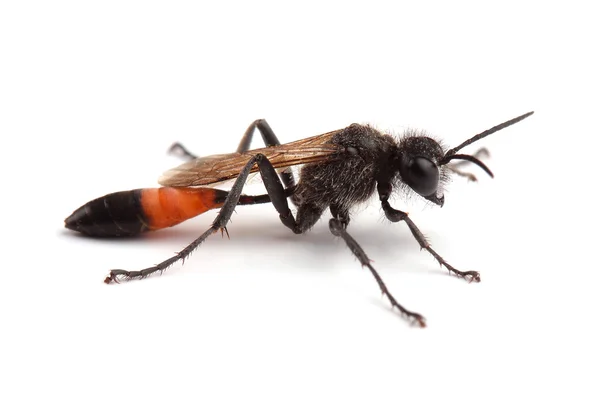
<box><xmin>400</xmin><ymin>156</ymin><xmax>439</xmax><ymax>196</ymax></box>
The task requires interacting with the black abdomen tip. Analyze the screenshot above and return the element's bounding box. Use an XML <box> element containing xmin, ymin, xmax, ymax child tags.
<box><xmin>65</xmin><ymin>204</ymin><xmax>94</xmax><ymax>234</ymax></box>
<box><xmin>64</xmin><ymin>190</ymin><xmax>147</xmax><ymax>237</ymax></box>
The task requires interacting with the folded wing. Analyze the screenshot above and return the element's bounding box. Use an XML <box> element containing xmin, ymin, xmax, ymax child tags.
<box><xmin>159</xmin><ymin>130</ymin><xmax>342</xmax><ymax>187</ymax></box>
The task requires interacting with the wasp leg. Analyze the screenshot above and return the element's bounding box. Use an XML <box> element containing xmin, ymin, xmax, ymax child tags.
<box><xmin>447</xmin><ymin>147</ymin><xmax>490</xmax><ymax>181</ymax></box>
<box><xmin>329</xmin><ymin>218</ymin><xmax>426</xmax><ymax>327</ymax></box>
<box><xmin>377</xmin><ymin>183</ymin><xmax>481</xmax><ymax>282</ymax></box>
<box><xmin>447</xmin><ymin>165</ymin><xmax>478</xmax><ymax>182</ymax></box>
<box><xmin>169</xmin><ymin>119</ymin><xmax>295</xmax><ymax>188</ymax></box>
<box><xmin>105</xmin><ymin>153</ymin><xmax>300</xmax><ymax>283</ymax></box>
<box><xmin>236</xmin><ymin>119</ymin><xmax>295</xmax><ymax>189</ymax></box>
<box><xmin>330</xmin><ymin>204</ymin><xmax>350</xmax><ymax>229</ymax></box>
<box><xmin>167</xmin><ymin>143</ymin><xmax>198</xmax><ymax>160</ymax></box>
<box><xmin>236</xmin><ymin>119</ymin><xmax>281</xmax><ymax>152</ymax></box>
<box><xmin>237</xmin><ymin>187</ymin><xmax>297</xmax><ymax>207</ymax></box>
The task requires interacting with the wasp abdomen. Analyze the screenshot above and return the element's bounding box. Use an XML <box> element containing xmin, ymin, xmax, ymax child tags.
<box><xmin>65</xmin><ymin>188</ymin><xmax>228</xmax><ymax>237</ymax></box>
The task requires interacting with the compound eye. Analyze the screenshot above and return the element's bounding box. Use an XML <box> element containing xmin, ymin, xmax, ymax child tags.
<box><xmin>402</xmin><ymin>157</ymin><xmax>439</xmax><ymax>196</ymax></box>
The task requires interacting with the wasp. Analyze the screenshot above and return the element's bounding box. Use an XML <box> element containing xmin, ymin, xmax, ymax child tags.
<box><xmin>65</xmin><ymin>111</ymin><xmax>534</xmax><ymax>327</ymax></box>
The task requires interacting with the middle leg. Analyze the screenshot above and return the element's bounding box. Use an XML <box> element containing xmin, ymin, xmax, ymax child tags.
<box><xmin>328</xmin><ymin>218</ymin><xmax>426</xmax><ymax>327</ymax></box>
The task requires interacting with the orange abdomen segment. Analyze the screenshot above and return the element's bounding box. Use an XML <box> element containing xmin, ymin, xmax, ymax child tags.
<box><xmin>140</xmin><ymin>187</ymin><xmax>227</xmax><ymax>230</ymax></box>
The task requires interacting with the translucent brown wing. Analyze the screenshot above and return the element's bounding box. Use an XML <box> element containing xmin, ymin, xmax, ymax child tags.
<box><xmin>159</xmin><ymin>129</ymin><xmax>343</xmax><ymax>187</ymax></box>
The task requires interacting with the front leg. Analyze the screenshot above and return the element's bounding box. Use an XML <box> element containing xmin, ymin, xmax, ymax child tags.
<box><xmin>377</xmin><ymin>183</ymin><xmax>480</xmax><ymax>282</ymax></box>
<box><xmin>447</xmin><ymin>147</ymin><xmax>491</xmax><ymax>182</ymax></box>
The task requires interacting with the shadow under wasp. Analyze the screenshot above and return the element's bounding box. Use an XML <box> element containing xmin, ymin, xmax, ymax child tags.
<box><xmin>65</xmin><ymin>111</ymin><xmax>534</xmax><ymax>327</ymax></box>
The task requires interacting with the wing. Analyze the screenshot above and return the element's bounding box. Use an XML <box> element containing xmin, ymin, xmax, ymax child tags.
<box><xmin>159</xmin><ymin>129</ymin><xmax>343</xmax><ymax>187</ymax></box>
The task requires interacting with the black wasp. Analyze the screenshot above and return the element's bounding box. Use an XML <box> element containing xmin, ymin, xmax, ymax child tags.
<box><xmin>65</xmin><ymin>111</ymin><xmax>534</xmax><ymax>327</ymax></box>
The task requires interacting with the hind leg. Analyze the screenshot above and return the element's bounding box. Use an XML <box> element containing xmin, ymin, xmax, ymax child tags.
<box><xmin>169</xmin><ymin>119</ymin><xmax>295</xmax><ymax>188</ymax></box>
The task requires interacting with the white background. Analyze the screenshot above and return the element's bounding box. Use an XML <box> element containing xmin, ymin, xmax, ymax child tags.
<box><xmin>2</xmin><ymin>1</ymin><xmax>599</xmax><ymax>399</ymax></box>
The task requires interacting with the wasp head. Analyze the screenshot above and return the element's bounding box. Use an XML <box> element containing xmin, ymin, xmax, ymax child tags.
<box><xmin>396</xmin><ymin>111</ymin><xmax>534</xmax><ymax>207</ymax></box>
